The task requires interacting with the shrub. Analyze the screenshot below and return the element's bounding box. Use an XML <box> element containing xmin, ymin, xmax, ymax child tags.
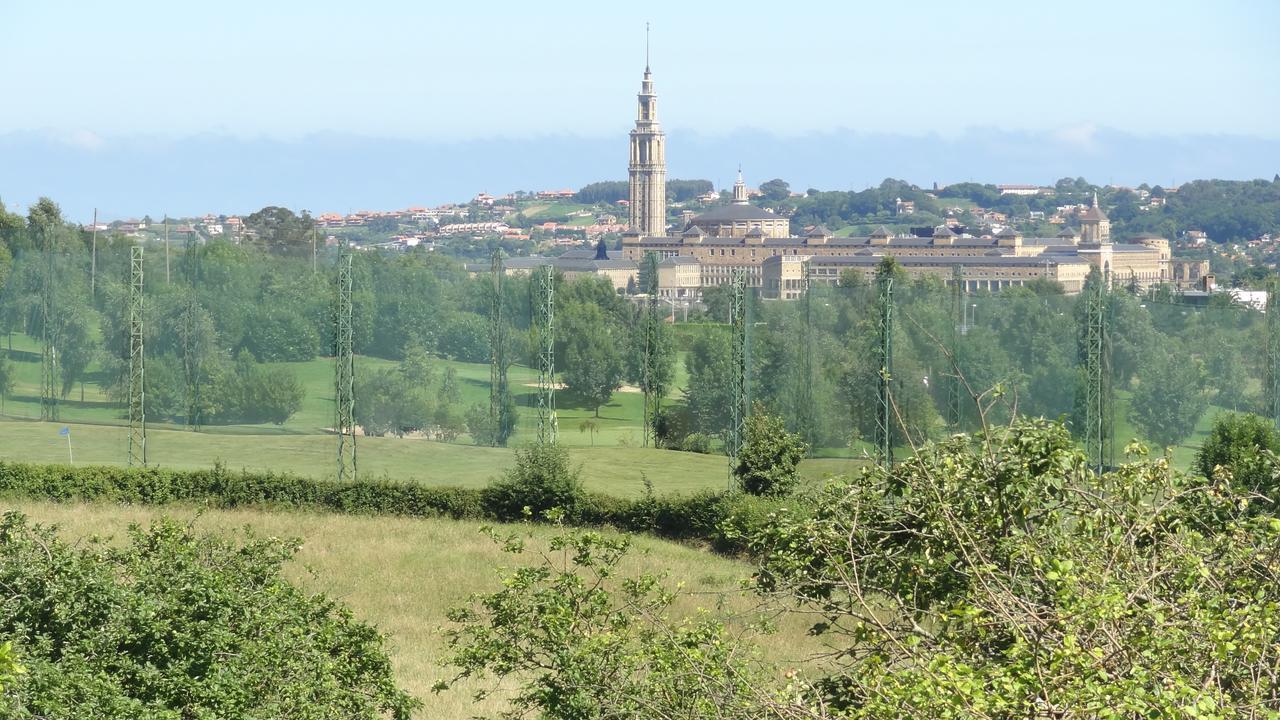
<box><xmin>734</xmin><ymin>407</ymin><xmax>808</xmax><ymax>496</ymax></box>
<box><xmin>0</xmin><ymin>512</ymin><xmax>417</xmax><ymax>719</ymax></box>
<box><xmin>1196</xmin><ymin>412</ymin><xmax>1280</xmax><ymax>497</ymax></box>
<box><xmin>481</xmin><ymin>443</ymin><xmax>586</xmax><ymax>522</ymax></box>
<box><xmin>681</xmin><ymin>432</ymin><xmax>713</xmax><ymax>454</ymax></box>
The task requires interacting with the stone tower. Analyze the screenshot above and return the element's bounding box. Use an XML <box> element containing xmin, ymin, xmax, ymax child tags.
<box><xmin>628</xmin><ymin>57</ymin><xmax>667</xmax><ymax>236</ymax></box>
<box><xmin>1079</xmin><ymin>191</ymin><xmax>1111</xmax><ymax>244</ymax></box>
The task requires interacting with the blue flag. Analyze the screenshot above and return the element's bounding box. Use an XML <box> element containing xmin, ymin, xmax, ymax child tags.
<box><xmin>59</xmin><ymin>426</ymin><xmax>70</xmax><ymax>436</ymax></box>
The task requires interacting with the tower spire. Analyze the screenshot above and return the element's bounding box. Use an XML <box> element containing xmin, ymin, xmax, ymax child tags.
<box><xmin>645</xmin><ymin>21</ymin><xmax>650</xmax><ymax>72</ymax></box>
<box><xmin>628</xmin><ymin>33</ymin><xmax>666</xmax><ymax>236</ymax></box>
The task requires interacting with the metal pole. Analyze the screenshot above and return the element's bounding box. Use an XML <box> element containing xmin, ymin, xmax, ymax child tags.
<box><xmin>1268</xmin><ymin>279</ymin><xmax>1280</xmax><ymax>429</ymax></box>
<box><xmin>728</xmin><ymin>269</ymin><xmax>748</xmax><ymax>480</ymax></box>
<box><xmin>335</xmin><ymin>248</ymin><xmax>357</xmax><ymax>481</ymax></box>
<box><xmin>874</xmin><ymin>272</ymin><xmax>894</xmax><ymax>467</ymax></box>
<box><xmin>90</xmin><ymin>208</ymin><xmax>98</xmax><ymax>297</ymax></box>
<box><xmin>1082</xmin><ymin>270</ymin><xmax>1108</xmax><ymax>474</ymax></box>
<box><xmin>127</xmin><ymin>245</ymin><xmax>146</xmax><ymax>466</ymax></box>
<box><xmin>164</xmin><ymin>216</ymin><xmax>171</xmax><ymax>284</ymax></box>
<box><xmin>949</xmin><ymin>264</ymin><xmax>964</xmax><ymax>426</ymax></box>
<box><xmin>489</xmin><ymin>249</ymin><xmax>511</xmax><ymax>446</ymax></box>
<box><xmin>534</xmin><ymin>264</ymin><xmax>557</xmax><ymax>445</ymax></box>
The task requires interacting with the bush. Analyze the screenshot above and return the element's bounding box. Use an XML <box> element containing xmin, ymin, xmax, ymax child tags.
<box><xmin>734</xmin><ymin>407</ymin><xmax>808</xmax><ymax>496</ymax></box>
<box><xmin>1196</xmin><ymin>412</ymin><xmax>1280</xmax><ymax>497</ymax></box>
<box><xmin>481</xmin><ymin>444</ymin><xmax>586</xmax><ymax>522</ymax></box>
<box><xmin>681</xmin><ymin>432</ymin><xmax>714</xmax><ymax>454</ymax></box>
<box><xmin>0</xmin><ymin>460</ymin><xmax>805</xmax><ymax>555</ymax></box>
<box><xmin>0</xmin><ymin>512</ymin><xmax>417</xmax><ymax>719</ymax></box>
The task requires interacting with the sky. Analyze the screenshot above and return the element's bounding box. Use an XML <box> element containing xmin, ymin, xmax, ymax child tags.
<box><xmin>1</xmin><ymin>0</ymin><xmax>1278</xmax><ymax>219</ymax></box>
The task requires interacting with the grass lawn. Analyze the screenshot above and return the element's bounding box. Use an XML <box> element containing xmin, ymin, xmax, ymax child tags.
<box><xmin>0</xmin><ymin>419</ymin><xmax>741</xmax><ymax>497</ymax></box>
<box><xmin>7</xmin><ymin>500</ymin><xmax>821</xmax><ymax>720</ymax></box>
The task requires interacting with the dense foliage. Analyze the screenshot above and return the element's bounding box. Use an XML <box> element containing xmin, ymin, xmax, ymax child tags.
<box><xmin>1196</xmin><ymin>412</ymin><xmax>1280</xmax><ymax>496</ymax></box>
<box><xmin>734</xmin><ymin>406</ymin><xmax>807</xmax><ymax>496</ymax></box>
<box><xmin>0</xmin><ymin>512</ymin><xmax>416</xmax><ymax>719</ymax></box>
<box><xmin>446</xmin><ymin>418</ymin><xmax>1280</xmax><ymax>718</ymax></box>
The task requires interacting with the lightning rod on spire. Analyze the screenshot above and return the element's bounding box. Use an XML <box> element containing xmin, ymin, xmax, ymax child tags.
<box><xmin>645</xmin><ymin>22</ymin><xmax>650</xmax><ymax>71</ymax></box>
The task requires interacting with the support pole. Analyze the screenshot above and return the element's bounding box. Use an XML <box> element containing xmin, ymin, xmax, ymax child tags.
<box><xmin>127</xmin><ymin>245</ymin><xmax>146</xmax><ymax>466</ymax></box>
<box><xmin>1267</xmin><ymin>279</ymin><xmax>1280</xmax><ymax>428</ymax></box>
<box><xmin>727</xmin><ymin>269</ymin><xmax>749</xmax><ymax>479</ymax></box>
<box><xmin>874</xmin><ymin>271</ymin><xmax>894</xmax><ymax>467</ymax></box>
<box><xmin>795</xmin><ymin>260</ymin><xmax>815</xmax><ymax>451</ymax></box>
<box><xmin>534</xmin><ymin>264</ymin><xmax>556</xmax><ymax>445</ymax></box>
<box><xmin>949</xmin><ymin>264</ymin><xmax>965</xmax><ymax>426</ymax></box>
<box><xmin>489</xmin><ymin>250</ymin><xmax>512</xmax><ymax>446</ymax></box>
<box><xmin>39</xmin><ymin>225</ymin><xmax>58</xmax><ymax>422</ymax></box>
<box><xmin>90</xmin><ymin>208</ymin><xmax>98</xmax><ymax>297</ymax></box>
<box><xmin>640</xmin><ymin>252</ymin><xmax>660</xmax><ymax>448</ymax></box>
<box><xmin>335</xmin><ymin>247</ymin><xmax>357</xmax><ymax>481</ymax></box>
<box><xmin>1082</xmin><ymin>270</ymin><xmax>1109</xmax><ymax>474</ymax></box>
<box><xmin>182</xmin><ymin>230</ymin><xmax>203</xmax><ymax>429</ymax></box>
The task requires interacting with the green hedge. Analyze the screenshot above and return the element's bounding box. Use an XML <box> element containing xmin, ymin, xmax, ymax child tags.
<box><xmin>0</xmin><ymin>462</ymin><xmax>795</xmax><ymax>554</ymax></box>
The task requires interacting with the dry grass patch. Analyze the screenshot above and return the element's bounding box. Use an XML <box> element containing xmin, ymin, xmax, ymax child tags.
<box><xmin>5</xmin><ymin>500</ymin><xmax>822</xmax><ymax>719</ymax></box>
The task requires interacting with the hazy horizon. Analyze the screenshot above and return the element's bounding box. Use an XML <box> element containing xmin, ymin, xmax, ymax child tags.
<box><xmin>2</xmin><ymin>0</ymin><xmax>1278</xmax><ymax>221</ymax></box>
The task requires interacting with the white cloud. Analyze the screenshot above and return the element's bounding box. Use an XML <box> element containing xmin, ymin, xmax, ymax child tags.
<box><xmin>58</xmin><ymin>129</ymin><xmax>105</xmax><ymax>151</ymax></box>
<box><xmin>1052</xmin><ymin>123</ymin><xmax>1099</xmax><ymax>152</ymax></box>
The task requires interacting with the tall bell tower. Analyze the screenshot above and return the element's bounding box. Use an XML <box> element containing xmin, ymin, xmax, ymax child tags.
<box><xmin>628</xmin><ymin>27</ymin><xmax>667</xmax><ymax>236</ymax></box>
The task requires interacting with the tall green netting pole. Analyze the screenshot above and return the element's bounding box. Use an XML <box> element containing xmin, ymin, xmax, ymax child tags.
<box><xmin>728</xmin><ymin>269</ymin><xmax>749</xmax><ymax>481</ymax></box>
<box><xmin>640</xmin><ymin>251</ymin><xmax>660</xmax><ymax>448</ymax></box>
<box><xmin>335</xmin><ymin>248</ymin><xmax>357</xmax><ymax>482</ymax></box>
<box><xmin>874</xmin><ymin>272</ymin><xmax>894</xmax><ymax>467</ymax></box>
<box><xmin>489</xmin><ymin>249</ymin><xmax>512</xmax><ymax>446</ymax></box>
<box><xmin>39</xmin><ymin>226</ymin><xmax>59</xmax><ymax>422</ymax></box>
<box><xmin>182</xmin><ymin>230</ymin><xmax>204</xmax><ymax>430</ymax></box>
<box><xmin>949</xmin><ymin>264</ymin><xmax>965</xmax><ymax>426</ymax></box>
<box><xmin>534</xmin><ymin>264</ymin><xmax>556</xmax><ymax>445</ymax></box>
<box><xmin>1083</xmin><ymin>271</ymin><xmax>1109</xmax><ymax>474</ymax></box>
<box><xmin>1267</xmin><ymin>279</ymin><xmax>1280</xmax><ymax>429</ymax></box>
<box><xmin>796</xmin><ymin>260</ymin><xmax>815</xmax><ymax>452</ymax></box>
<box><xmin>127</xmin><ymin>245</ymin><xmax>146</xmax><ymax>466</ymax></box>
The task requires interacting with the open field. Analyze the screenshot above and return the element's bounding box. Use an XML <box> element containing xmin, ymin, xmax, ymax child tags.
<box><xmin>5</xmin><ymin>500</ymin><xmax>821</xmax><ymax>720</ymax></box>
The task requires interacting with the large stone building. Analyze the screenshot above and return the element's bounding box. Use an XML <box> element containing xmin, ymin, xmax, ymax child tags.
<box><xmin>620</xmin><ymin>63</ymin><xmax>1171</xmax><ymax>298</ymax></box>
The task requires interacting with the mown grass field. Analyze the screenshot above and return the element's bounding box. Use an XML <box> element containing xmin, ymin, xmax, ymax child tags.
<box><xmin>6</xmin><ymin>500</ymin><xmax>821</xmax><ymax>720</ymax></box>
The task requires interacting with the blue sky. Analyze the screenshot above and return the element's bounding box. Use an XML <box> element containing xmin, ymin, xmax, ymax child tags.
<box><xmin>3</xmin><ymin>0</ymin><xmax>1277</xmax><ymax>141</ymax></box>
<box><xmin>2</xmin><ymin>1</ymin><xmax>1278</xmax><ymax>220</ymax></box>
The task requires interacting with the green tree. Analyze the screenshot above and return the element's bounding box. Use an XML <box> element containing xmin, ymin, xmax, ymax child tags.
<box><xmin>438</xmin><ymin>527</ymin><xmax>761</xmax><ymax>720</ymax></box>
<box><xmin>1128</xmin><ymin>350</ymin><xmax>1208</xmax><ymax>448</ymax></box>
<box><xmin>562</xmin><ymin>306</ymin><xmax>624</xmax><ymax>417</ymax></box>
<box><xmin>734</xmin><ymin>405</ymin><xmax>808</xmax><ymax>496</ymax></box>
<box><xmin>759</xmin><ymin>178</ymin><xmax>791</xmax><ymax>202</ymax></box>
<box><xmin>746</xmin><ymin>418</ymin><xmax>1280</xmax><ymax>717</ymax></box>
<box><xmin>1195</xmin><ymin>412</ymin><xmax>1280</xmax><ymax>496</ymax></box>
<box><xmin>0</xmin><ymin>512</ymin><xmax>416</xmax><ymax>719</ymax></box>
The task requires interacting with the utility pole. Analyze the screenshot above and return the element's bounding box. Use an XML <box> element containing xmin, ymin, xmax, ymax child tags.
<box><xmin>489</xmin><ymin>250</ymin><xmax>512</xmax><ymax>445</ymax></box>
<box><xmin>874</xmin><ymin>271</ymin><xmax>894</xmax><ymax>467</ymax></box>
<box><xmin>335</xmin><ymin>248</ymin><xmax>357</xmax><ymax>482</ymax></box>
<box><xmin>164</xmin><ymin>215</ymin><xmax>171</xmax><ymax>284</ymax></box>
<box><xmin>533</xmin><ymin>264</ymin><xmax>556</xmax><ymax>445</ymax></box>
<box><xmin>949</xmin><ymin>264</ymin><xmax>965</xmax><ymax>426</ymax></box>
<box><xmin>39</xmin><ymin>225</ymin><xmax>58</xmax><ymax>422</ymax></box>
<box><xmin>1082</xmin><ymin>270</ymin><xmax>1110</xmax><ymax>474</ymax></box>
<box><xmin>90</xmin><ymin>208</ymin><xmax>98</xmax><ymax>297</ymax></box>
<box><xmin>727</xmin><ymin>270</ymin><xmax>749</xmax><ymax>480</ymax></box>
<box><xmin>182</xmin><ymin>229</ymin><xmax>203</xmax><ymax>430</ymax></box>
<box><xmin>1267</xmin><ymin>279</ymin><xmax>1280</xmax><ymax>428</ymax></box>
<box><xmin>640</xmin><ymin>251</ymin><xmax>660</xmax><ymax>448</ymax></box>
<box><xmin>127</xmin><ymin>245</ymin><xmax>146</xmax><ymax>466</ymax></box>
<box><xmin>795</xmin><ymin>260</ymin><xmax>815</xmax><ymax>451</ymax></box>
